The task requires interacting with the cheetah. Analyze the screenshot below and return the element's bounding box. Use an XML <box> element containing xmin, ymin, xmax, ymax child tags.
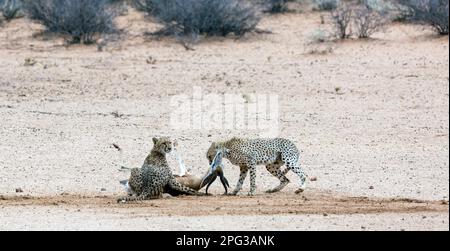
<box><xmin>117</xmin><ymin>137</ymin><xmax>201</xmax><ymax>203</ymax></box>
<box><xmin>206</xmin><ymin>137</ymin><xmax>307</xmax><ymax>196</ymax></box>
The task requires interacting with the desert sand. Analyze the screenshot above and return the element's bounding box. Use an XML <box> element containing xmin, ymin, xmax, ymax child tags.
<box><xmin>0</xmin><ymin>9</ymin><xmax>448</xmax><ymax>230</ymax></box>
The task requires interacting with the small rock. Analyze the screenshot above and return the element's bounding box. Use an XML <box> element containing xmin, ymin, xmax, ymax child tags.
<box><xmin>323</xmin><ymin>213</ymin><xmax>328</xmax><ymax>217</ymax></box>
<box><xmin>369</xmin><ymin>186</ymin><xmax>374</xmax><ymax>190</ymax></box>
<box><xmin>146</xmin><ymin>56</ymin><xmax>156</xmax><ymax>64</ymax></box>
<box><xmin>24</xmin><ymin>58</ymin><xmax>37</xmax><ymax>66</ymax></box>
<box><xmin>309</xmin><ymin>176</ymin><xmax>318</xmax><ymax>182</ymax></box>
<box><xmin>112</xmin><ymin>143</ymin><xmax>122</xmax><ymax>151</ymax></box>
<box><xmin>295</xmin><ymin>188</ymin><xmax>304</xmax><ymax>194</ymax></box>
<box><xmin>15</xmin><ymin>188</ymin><xmax>23</xmax><ymax>193</ymax></box>
<box><xmin>100</xmin><ymin>188</ymin><xmax>106</xmax><ymax>192</ymax></box>
<box><xmin>111</xmin><ymin>111</ymin><xmax>123</xmax><ymax>118</ymax></box>
<box><xmin>242</xmin><ymin>94</ymin><xmax>253</xmax><ymax>103</ymax></box>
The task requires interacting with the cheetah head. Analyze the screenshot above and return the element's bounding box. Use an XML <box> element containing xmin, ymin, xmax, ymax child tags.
<box><xmin>206</xmin><ymin>142</ymin><xmax>230</xmax><ymax>165</ymax></box>
<box><xmin>152</xmin><ymin>137</ymin><xmax>174</xmax><ymax>154</ymax></box>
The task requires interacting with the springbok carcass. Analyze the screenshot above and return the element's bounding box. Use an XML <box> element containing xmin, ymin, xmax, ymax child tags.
<box><xmin>120</xmin><ymin>148</ymin><xmax>229</xmax><ymax>196</ymax></box>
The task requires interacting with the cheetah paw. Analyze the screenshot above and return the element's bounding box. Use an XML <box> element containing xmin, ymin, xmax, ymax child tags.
<box><xmin>117</xmin><ymin>198</ymin><xmax>127</xmax><ymax>203</ymax></box>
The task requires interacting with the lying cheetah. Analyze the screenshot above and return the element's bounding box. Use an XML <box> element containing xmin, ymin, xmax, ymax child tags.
<box><xmin>117</xmin><ymin>137</ymin><xmax>201</xmax><ymax>203</ymax></box>
<box><xmin>206</xmin><ymin>137</ymin><xmax>307</xmax><ymax>196</ymax></box>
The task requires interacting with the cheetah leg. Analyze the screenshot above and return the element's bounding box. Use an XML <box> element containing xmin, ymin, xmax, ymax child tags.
<box><xmin>265</xmin><ymin>164</ymin><xmax>290</xmax><ymax>193</ymax></box>
<box><xmin>287</xmin><ymin>164</ymin><xmax>307</xmax><ymax>194</ymax></box>
<box><xmin>117</xmin><ymin>192</ymin><xmax>161</xmax><ymax>203</ymax></box>
<box><xmin>167</xmin><ymin>177</ymin><xmax>200</xmax><ymax>196</ymax></box>
<box><xmin>230</xmin><ymin>166</ymin><xmax>248</xmax><ymax>196</ymax></box>
<box><xmin>248</xmin><ymin>165</ymin><xmax>257</xmax><ymax>196</ymax></box>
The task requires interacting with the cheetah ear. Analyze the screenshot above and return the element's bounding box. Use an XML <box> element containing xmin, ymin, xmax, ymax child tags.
<box><xmin>152</xmin><ymin>137</ymin><xmax>159</xmax><ymax>145</ymax></box>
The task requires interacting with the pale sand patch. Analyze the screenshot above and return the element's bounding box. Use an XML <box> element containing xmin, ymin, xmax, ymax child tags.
<box><xmin>0</xmin><ymin>9</ymin><xmax>448</xmax><ymax>230</ymax></box>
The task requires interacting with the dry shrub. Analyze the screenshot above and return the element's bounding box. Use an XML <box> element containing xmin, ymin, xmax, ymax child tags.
<box><xmin>313</xmin><ymin>0</ymin><xmax>340</xmax><ymax>11</ymax></box>
<box><xmin>23</xmin><ymin>0</ymin><xmax>118</xmax><ymax>44</ymax></box>
<box><xmin>1</xmin><ymin>0</ymin><xmax>23</xmax><ymax>21</ymax></box>
<box><xmin>331</xmin><ymin>1</ymin><xmax>353</xmax><ymax>39</ymax></box>
<box><xmin>353</xmin><ymin>4</ymin><xmax>387</xmax><ymax>38</ymax></box>
<box><xmin>399</xmin><ymin>0</ymin><xmax>449</xmax><ymax>35</ymax></box>
<box><xmin>331</xmin><ymin>1</ymin><xmax>388</xmax><ymax>39</ymax></box>
<box><xmin>142</xmin><ymin>0</ymin><xmax>261</xmax><ymax>39</ymax></box>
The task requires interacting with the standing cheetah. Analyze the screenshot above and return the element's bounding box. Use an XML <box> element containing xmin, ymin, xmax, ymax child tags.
<box><xmin>206</xmin><ymin>137</ymin><xmax>307</xmax><ymax>196</ymax></box>
<box><xmin>117</xmin><ymin>137</ymin><xmax>201</xmax><ymax>203</ymax></box>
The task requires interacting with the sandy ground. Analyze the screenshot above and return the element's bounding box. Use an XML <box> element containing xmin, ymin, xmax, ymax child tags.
<box><xmin>0</xmin><ymin>9</ymin><xmax>448</xmax><ymax>230</ymax></box>
<box><xmin>0</xmin><ymin>190</ymin><xmax>448</xmax><ymax>230</ymax></box>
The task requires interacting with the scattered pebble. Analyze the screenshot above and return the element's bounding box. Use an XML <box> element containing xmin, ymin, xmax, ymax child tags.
<box><xmin>111</xmin><ymin>111</ymin><xmax>123</xmax><ymax>118</ymax></box>
<box><xmin>15</xmin><ymin>188</ymin><xmax>23</xmax><ymax>193</ymax></box>
<box><xmin>310</xmin><ymin>176</ymin><xmax>318</xmax><ymax>182</ymax></box>
<box><xmin>369</xmin><ymin>186</ymin><xmax>374</xmax><ymax>190</ymax></box>
<box><xmin>242</xmin><ymin>94</ymin><xmax>253</xmax><ymax>103</ymax></box>
<box><xmin>146</xmin><ymin>56</ymin><xmax>157</xmax><ymax>64</ymax></box>
<box><xmin>100</xmin><ymin>188</ymin><xmax>106</xmax><ymax>192</ymax></box>
<box><xmin>24</xmin><ymin>58</ymin><xmax>37</xmax><ymax>66</ymax></box>
<box><xmin>112</xmin><ymin>143</ymin><xmax>122</xmax><ymax>151</ymax></box>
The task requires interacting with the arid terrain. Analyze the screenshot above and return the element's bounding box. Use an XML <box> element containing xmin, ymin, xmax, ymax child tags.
<box><xmin>0</xmin><ymin>9</ymin><xmax>449</xmax><ymax>230</ymax></box>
